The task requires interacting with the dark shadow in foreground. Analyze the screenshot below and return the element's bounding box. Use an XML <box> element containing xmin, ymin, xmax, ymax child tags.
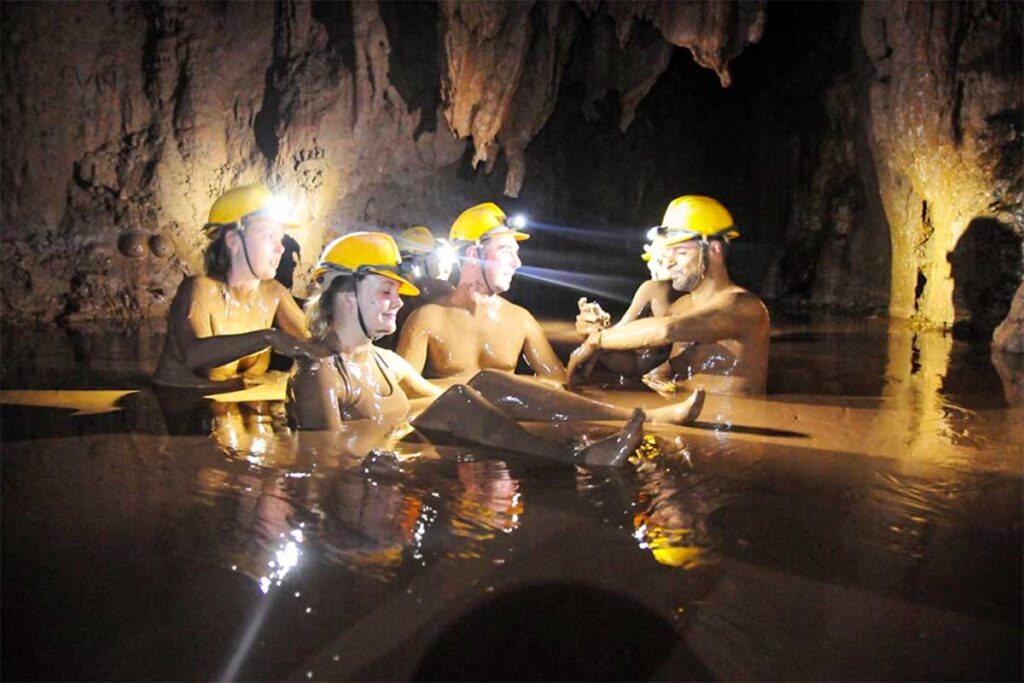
<box><xmin>413</xmin><ymin>581</ymin><xmax>711</xmax><ymax>682</ymax></box>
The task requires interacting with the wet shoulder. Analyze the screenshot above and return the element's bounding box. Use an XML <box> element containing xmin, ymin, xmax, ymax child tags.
<box><xmin>405</xmin><ymin>301</ymin><xmax>449</xmax><ymax>326</ymax></box>
<box><xmin>500</xmin><ymin>298</ymin><xmax>535</xmax><ymax>321</ymax></box>
<box><xmin>724</xmin><ymin>286</ymin><xmax>770</xmax><ymax>326</ymax></box>
<box><xmin>258</xmin><ymin>278</ymin><xmax>289</xmax><ymax>303</ymax></box>
<box><xmin>176</xmin><ymin>275</ymin><xmax>225</xmax><ymax>309</ymax></box>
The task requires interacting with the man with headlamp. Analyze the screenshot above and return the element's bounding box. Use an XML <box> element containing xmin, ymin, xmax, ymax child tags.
<box><xmin>395</xmin><ymin>226</ymin><xmax>457</xmax><ymax>300</ymax></box>
<box><xmin>396</xmin><ymin>202</ymin><xmax>568</xmax><ymax>383</ymax></box>
<box><xmin>567</xmin><ymin>195</ymin><xmax>770</xmax><ymax>396</ymax></box>
<box><xmin>154</xmin><ymin>183</ymin><xmax>323</xmax><ymax>388</ymax></box>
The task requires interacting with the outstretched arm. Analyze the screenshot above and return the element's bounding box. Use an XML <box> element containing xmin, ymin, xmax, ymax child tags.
<box><xmin>605</xmin><ymin>291</ymin><xmax>765</xmax><ymax>349</ymax></box>
<box><xmin>568</xmin><ymin>291</ymin><xmax>766</xmax><ymax>381</ymax></box>
<box><xmin>167</xmin><ymin>279</ymin><xmax>319</xmax><ymax>372</ymax></box>
<box><xmin>396</xmin><ymin>307</ymin><xmax>431</xmax><ymax>374</ymax></box>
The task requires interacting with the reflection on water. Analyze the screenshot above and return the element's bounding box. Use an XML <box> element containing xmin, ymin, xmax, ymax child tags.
<box><xmin>1</xmin><ymin>319</ymin><xmax>1021</xmax><ymax>681</ymax></box>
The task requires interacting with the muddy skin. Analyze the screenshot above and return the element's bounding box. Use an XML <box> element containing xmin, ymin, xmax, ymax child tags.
<box><xmin>153</xmin><ymin>216</ymin><xmax>316</xmax><ymax>389</ymax></box>
<box><xmin>396</xmin><ymin>233</ymin><xmax>567</xmax><ymax>382</ymax></box>
<box><xmin>568</xmin><ymin>240</ymin><xmax>770</xmax><ymax>396</ymax></box>
<box><xmin>577</xmin><ymin>279</ymin><xmax>680</xmax><ymax>378</ymax></box>
<box><xmin>291</xmin><ymin>253</ymin><xmax>702</xmax><ymax>465</ymax></box>
<box><xmin>465</xmin><ymin>370</ymin><xmax>704</xmax><ymax>426</ymax></box>
<box><xmin>411</xmin><ymin>384</ymin><xmax>646</xmax><ymax>466</ymax></box>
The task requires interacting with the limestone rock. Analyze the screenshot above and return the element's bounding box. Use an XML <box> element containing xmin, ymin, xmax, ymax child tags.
<box><xmin>862</xmin><ymin>1</ymin><xmax>1023</xmax><ymax>326</ymax></box>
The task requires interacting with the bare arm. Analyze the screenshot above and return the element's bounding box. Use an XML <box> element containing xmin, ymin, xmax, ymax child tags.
<box><xmin>522</xmin><ymin>311</ymin><xmax>568</xmax><ymax>382</ymax></box>
<box><xmin>272</xmin><ymin>282</ymin><xmax>311</xmax><ymax>340</ymax></box>
<box><xmin>378</xmin><ymin>349</ymin><xmax>442</xmax><ymax>399</ymax></box>
<box><xmin>288</xmin><ymin>358</ymin><xmax>345</xmax><ymax>431</ymax></box>
<box><xmin>395</xmin><ymin>306</ymin><xmax>431</xmax><ymax>374</ymax></box>
<box><xmin>567</xmin><ymin>291</ymin><xmax>767</xmax><ymax>383</ymax></box>
<box><xmin>166</xmin><ymin>278</ymin><xmax>275</xmax><ymax>371</ymax></box>
<box><xmin>601</xmin><ymin>292</ymin><xmax>767</xmax><ymax>350</ymax></box>
<box><xmin>617</xmin><ymin>280</ymin><xmax>658</xmax><ymax>325</ymax></box>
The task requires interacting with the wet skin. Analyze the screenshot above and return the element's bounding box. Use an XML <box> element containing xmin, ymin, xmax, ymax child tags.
<box><xmin>577</xmin><ymin>279</ymin><xmax>679</xmax><ymax>378</ymax></box>
<box><xmin>289</xmin><ymin>272</ymin><xmax>705</xmax><ymax>466</ymax></box>
<box><xmin>154</xmin><ymin>217</ymin><xmax>320</xmax><ymax>388</ymax></box>
<box><xmin>568</xmin><ymin>240</ymin><xmax>770</xmax><ymax>396</ymax></box>
<box><xmin>396</xmin><ymin>234</ymin><xmax>567</xmax><ymax>382</ymax></box>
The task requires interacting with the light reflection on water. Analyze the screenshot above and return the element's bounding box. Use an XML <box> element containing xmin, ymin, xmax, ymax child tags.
<box><xmin>1</xmin><ymin>319</ymin><xmax>1021</xmax><ymax>681</ymax></box>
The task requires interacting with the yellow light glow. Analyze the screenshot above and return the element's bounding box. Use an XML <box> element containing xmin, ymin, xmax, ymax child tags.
<box><xmin>0</xmin><ymin>389</ymin><xmax>138</xmax><ymax>415</ymax></box>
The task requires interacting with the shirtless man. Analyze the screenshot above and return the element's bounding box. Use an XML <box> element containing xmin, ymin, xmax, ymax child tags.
<box><xmin>567</xmin><ymin>195</ymin><xmax>770</xmax><ymax>396</ymax></box>
<box><xmin>153</xmin><ymin>184</ymin><xmax>321</xmax><ymax>388</ymax></box>
<box><xmin>396</xmin><ymin>202</ymin><xmax>567</xmax><ymax>383</ymax></box>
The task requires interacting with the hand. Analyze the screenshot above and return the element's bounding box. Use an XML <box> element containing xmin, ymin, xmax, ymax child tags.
<box><xmin>566</xmin><ymin>332</ymin><xmax>602</xmax><ymax>387</ymax></box>
<box><xmin>267</xmin><ymin>330</ymin><xmax>331</xmax><ymax>360</ymax></box>
<box><xmin>575</xmin><ymin>297</ymin><xmax>611</xmax><ymax>336</ymax></box>
<box><xmin>641</xmin><ymin>369</ymin><xmax>677</xmax><ymax>397</ymax></box>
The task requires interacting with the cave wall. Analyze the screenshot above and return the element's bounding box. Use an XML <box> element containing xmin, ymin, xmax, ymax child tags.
<box><xmin>861</xmin><ymin>1</ymin><xmax>1023</xmax><ymax>325</ymax></box>
<box><xmin>1</xmin><ymin>0</ymin><xmax>1020</xmax><ymax>332</ymax></box>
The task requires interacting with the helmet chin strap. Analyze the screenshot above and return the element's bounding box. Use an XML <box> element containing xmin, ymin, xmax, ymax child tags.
<box><xmin>474</xmin><ymin>243</ymin><xmax>497</xmax><ymax>295</ymax></box>
<box><xmin>354</xmin><ymin>279</ymin><xmax>383</xmax><ymax>341</ymax></box>
<box><xmin>236</xmin><ymin>224</ymin><xmax>260</xmax><ymax>279</ymax></box>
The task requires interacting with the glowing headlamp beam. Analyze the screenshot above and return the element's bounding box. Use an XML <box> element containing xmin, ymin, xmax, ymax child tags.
<box><xmin>515</xmin><ymin>265</ymin><xmax>635</xmax><ymax>303</ymax></box>
<box><xmin>523</xmin><ymin>221</ymin><xmax>644</xmax><ymax>244</ymax></box>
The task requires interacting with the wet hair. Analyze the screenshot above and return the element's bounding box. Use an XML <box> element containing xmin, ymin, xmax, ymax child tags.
<box><xmin>305</xmin><ymin>273</ymin><xmax>357</xmax><ymax>341</ymax></box>
<box><xmin>203</xmin><ymin>229</ymin><xmax>235</xmax><ymax>281</ymax></box>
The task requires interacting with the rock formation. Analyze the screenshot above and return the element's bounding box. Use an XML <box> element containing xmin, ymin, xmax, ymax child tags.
<box><xmin>0</xmin><ymin>0</ymin><xmax>1020</xmax><ymax>338</ymax></box>
<box><xmin>861</xmin><ymin>1</ymin><xmax>1022</xmax><ymax>327</ymax></box>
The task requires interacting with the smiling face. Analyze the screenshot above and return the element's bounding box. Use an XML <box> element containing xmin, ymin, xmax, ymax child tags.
<box><xmin>350</xmin><ymin>273</ymin><xmax>404</xmax><ymax>338</ymax></box>
<box><xmin>646</xmin><ymin>245</ymin><xmax>673</xmax><ymax>282</ymax></box>
<box><xmin>477</xmin><ymin>233</ymin><xmax>522</xmax><ymax>293</ymax></box>
<box><xmin>666</xmin><ymin>241</ymin><xmax>705</xmax><ymax>292</ymax></box>
<box><xmin>231</xmin><ymin>215</ymin><xmax>286</xmax><ymax>280</ymax></box>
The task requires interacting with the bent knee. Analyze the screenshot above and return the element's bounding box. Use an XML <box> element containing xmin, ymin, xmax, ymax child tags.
<box><xmin>466</xmin><ymin>369</ymin><xmax>505</xmax><ymax>390</ymax></box>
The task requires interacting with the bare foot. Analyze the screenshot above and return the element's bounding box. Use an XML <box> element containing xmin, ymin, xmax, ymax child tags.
<box><xmin>580</xmin><ymin>408</ymin><xmax>645</xmax><ymax>467</ymax></box>
<box><xmin>646</xmin><ymin>389</ymin><xmax>705</xmax><ymax>425</ymax></box>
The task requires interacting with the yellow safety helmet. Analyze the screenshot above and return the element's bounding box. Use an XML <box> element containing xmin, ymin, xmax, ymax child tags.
<box><xmin>396</xmin><ymin>226</ymin><xmax>437</xmax><ymax>255</ymax></box>
<box><xmin>449</xmin><ymin>202</ymin><xmax>530</xmax><ymax>245</ymax></box>
<box><xmin>314</xmin><ymin>232</ymin><xmax>420</xmax><ymax>296</ymax></box>
<box><xmin>204</xmin><ymin>184</ymin><xmax>299</xmax><ymax>238</ymax></box>
<box><xmin>641</xmin><ymin>239</ymin><xmax>667</xmax><ymax>262</ymax></box>
<box><xmin>651</xmin><ymin>195</ymin><xmax>739</xmax><ymax>247</ymax></box>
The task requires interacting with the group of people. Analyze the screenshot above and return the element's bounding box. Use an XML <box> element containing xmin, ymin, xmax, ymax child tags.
<box><xmin>153</xmin><ymin>184</ymin><xmax>770</xmax><ymax>465</ymax></box>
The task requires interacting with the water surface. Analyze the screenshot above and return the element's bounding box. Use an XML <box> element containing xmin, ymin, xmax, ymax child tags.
<box><xmin>2</xmin><ymin>319</ymin><xmax>1021</xmax><ymax>681</ymax></box>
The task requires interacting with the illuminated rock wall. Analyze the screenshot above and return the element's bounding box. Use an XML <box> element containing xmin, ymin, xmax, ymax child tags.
<box><xmin>861</xmin><ymin>1</ymin><xmax>1022</xmax><ymax>326</ymax></box>
<box><xmin>0</xmin><ymin>0</ymin><xmax>762</xmax><ymax>324</ymax></box>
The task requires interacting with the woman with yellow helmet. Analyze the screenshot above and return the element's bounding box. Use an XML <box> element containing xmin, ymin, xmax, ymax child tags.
<box><xmin>287</xmin><ymin>232</ymin><xmax>705</xmax><ymax>466</ymax></box>
<box><xmin>153</xmin><ymin>184</ymin><xmax>323</xmax><ymax>388</ymax></box>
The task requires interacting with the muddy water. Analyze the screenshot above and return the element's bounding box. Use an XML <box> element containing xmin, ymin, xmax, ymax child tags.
<box><xmin>1</xmin><ymin>319</ymin><xmax>1021</xmax><ymax>681</ymax></box>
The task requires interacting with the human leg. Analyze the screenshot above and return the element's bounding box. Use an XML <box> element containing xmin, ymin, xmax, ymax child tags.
<box><xmin>411</xmin><ymin>384</ymin><xmax>644</xmax><ymax>466</ymax></box>
<box><xmin>465</xmin><ymin>370</ymin><xmax>704</xmax><ymax>425</ymax></box>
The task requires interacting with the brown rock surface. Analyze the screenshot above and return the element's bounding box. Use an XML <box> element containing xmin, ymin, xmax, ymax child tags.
<box><xmin>861</xmin><ymin>1</ymin><xmax>1023</xmax><ymax>326</ymax></box>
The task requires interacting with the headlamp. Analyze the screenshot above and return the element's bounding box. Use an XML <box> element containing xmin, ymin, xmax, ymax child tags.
<box><xmin>508</xmin><ymin>214</ymin><xmax>527</xmax><ymax>230</ymax></box>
